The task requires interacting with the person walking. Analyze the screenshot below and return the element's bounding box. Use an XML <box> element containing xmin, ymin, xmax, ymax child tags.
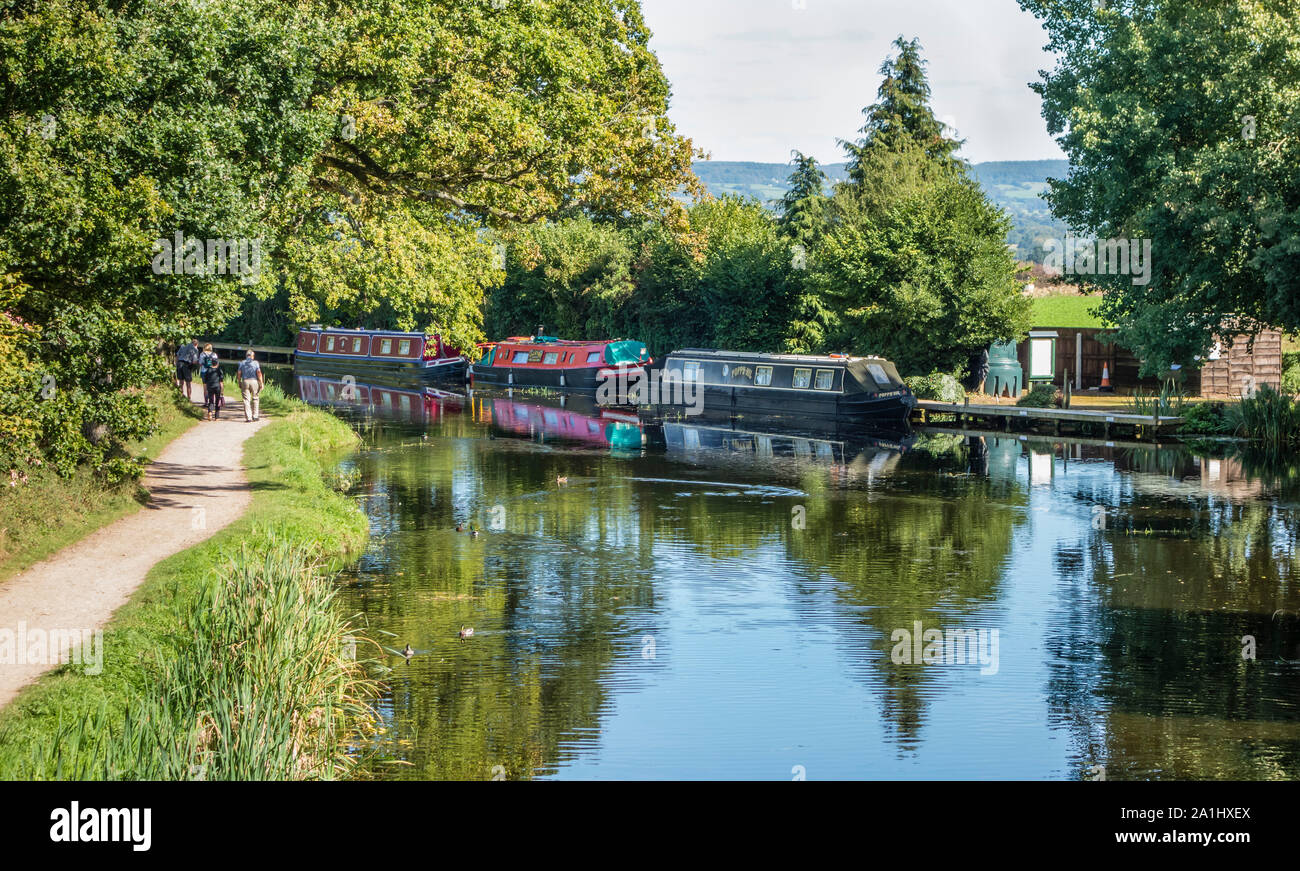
<box><xmin>238</xmin><ymin>349</ymin><xmax>265</xmax><ymax>422</ymax></box>
<box><xmin>175</xmin><ymin>339</ymin><xmax>200</xmax><ymax>400</ymax></box>
<box><xmin>197</xmin><ymin>343</ymin><xmax>220</xmax><ymax>409</ymax></box>
<box><xmin>201</xmin><ymin>354</ymin><xmax>224</xmax><ymax>420</ymax></box>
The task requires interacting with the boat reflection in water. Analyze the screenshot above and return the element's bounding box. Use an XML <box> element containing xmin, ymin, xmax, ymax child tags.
<box><xmin>294</xmin><ymin>370</ymin><xmax>464</xmax><ymax>425</ymax></box>
<box><xmin>474</xmin><ymin>390</ymin><xmax>645</xmax><ymax>454</ymax></box>
<box><xmin>659</xmin><ymin>413</ymin><xmax>915</xmax><ymax>482</ymax></box>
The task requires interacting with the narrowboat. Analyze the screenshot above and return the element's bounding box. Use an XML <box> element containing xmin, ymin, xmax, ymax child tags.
<box><xmin>470</xmin><ymin>331</ymin><xmax>652</xmax><ymax>391</ymax></box>
<box><xmin>657</xmin><ymin>349</ymin><xmax>916</xmax><ymax>423</ymax></box>
<box><xmin>294</xmin><ymin>326</ymin><xmax>467</xmax><ymax>380</ymax></box>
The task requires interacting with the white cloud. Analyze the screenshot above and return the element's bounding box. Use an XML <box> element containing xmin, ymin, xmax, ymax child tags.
<box><xmin>641</xmin><ymin>0</ymin><xmax>1064</xmax><ymax>165</ymax></box>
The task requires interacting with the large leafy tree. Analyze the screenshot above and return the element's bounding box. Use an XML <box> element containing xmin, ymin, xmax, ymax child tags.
<box><xmin>0</xmin><ymin>0</ymin><xmax>697</xmax><ymax>474</ymax></box>
<box><xmin>1019</xmin><ymin>0</ymin><xmax>1300</xmax><ymax>370</ymax></box>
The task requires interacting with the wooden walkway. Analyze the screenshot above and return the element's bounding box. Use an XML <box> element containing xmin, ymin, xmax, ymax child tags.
<box><xmin>912</xmin><ymin>399</ymin><xmax>1182</xmax><ymax>437</ymax></box>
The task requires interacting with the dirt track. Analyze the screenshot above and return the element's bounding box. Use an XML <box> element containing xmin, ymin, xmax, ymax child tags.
<box><xmin>0</xmin><ymin>397</ymin><xmax>268</xmax><ymax>709</ymax></box>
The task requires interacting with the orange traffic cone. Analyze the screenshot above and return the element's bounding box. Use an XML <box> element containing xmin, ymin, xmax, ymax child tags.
<box><xmin>1100</xmin><ymin>364</ymin><xmax>1112</xmax><ymax>391</ymax></box>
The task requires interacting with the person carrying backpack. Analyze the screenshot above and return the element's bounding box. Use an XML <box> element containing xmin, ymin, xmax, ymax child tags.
<box><xmin>198</xmin><ymin>343</ymin><xmax>221</xmax><ymax>409</ymax></box>
<box><xmin>201</xmin><ymin>354</ymin><xmax>224</xmax><ymax>420</ymax></box>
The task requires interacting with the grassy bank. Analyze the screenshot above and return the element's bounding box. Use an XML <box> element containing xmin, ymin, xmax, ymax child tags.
<box><xmin>0</xmin><ymin>386</ymin><xmax>201</xmax><ymax>583</ymax></box>
<box><xmin>0</xmin><ymin>386</ymin><xmax>375</xmax><ymax>779</ymax></box>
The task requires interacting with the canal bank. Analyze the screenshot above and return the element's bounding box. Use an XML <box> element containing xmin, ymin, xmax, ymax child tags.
<box><xmin>0</xmin><ymin>384</ymin><xmax>373</xmax><ymax>779</ymax></box>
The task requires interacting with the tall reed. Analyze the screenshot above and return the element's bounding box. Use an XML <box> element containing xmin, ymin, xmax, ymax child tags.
<box><xmin>13</xmin><ymin>537</ymin><xmax>379</xmax><ymax>780</ymax></box>
<box><xmin>1227</xmin><ymin>385</ymin><xmax>1300</xmax><ymax>450</ymax></box>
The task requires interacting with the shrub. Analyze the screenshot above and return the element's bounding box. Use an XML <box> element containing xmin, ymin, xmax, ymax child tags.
<box><xmin>1016</xmin><ymin>382</ymin><xmax>1061</xmax><ymax>408</ymax></box>
<box><xmin>1178</xmin><ymin>401</ymin><xmax>1232</xmax><ymax>435</ymax></box>
<box><xmin>904</xmin><ymin>372</ymin><xmax>964</xmax><ymax>403</ymax></box>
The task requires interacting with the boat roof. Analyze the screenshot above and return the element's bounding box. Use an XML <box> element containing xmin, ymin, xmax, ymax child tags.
<box><xmin>302</xmin><ymin>326</ymin><xmax>428</xmax><ymax>337</ymax></box>
<box><xmin>498</xmin><ymin>336</ymin><xmax>628</xmax><ymax>345</ymax></box>
<box><xmin>669</xmin><ymin>348</ymin><xmax>893</xmax><ymax>365</ymax></box>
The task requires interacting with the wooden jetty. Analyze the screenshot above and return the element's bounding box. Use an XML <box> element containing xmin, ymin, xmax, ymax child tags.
<box><xmin>912</xmin><ymin>399</ymin><xmax>1182</xmax><ymax>438</ymax></box>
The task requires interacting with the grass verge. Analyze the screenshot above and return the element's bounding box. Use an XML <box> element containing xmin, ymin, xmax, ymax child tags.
<box><xmin>0</xmin><ymin>385</ymin><xmax>375</xmax><ymax>779</ymax></box>
<box><xmin>0</xmin><ymin>386</ymin><xmax>201</xmax><ymax>583</ymax></box>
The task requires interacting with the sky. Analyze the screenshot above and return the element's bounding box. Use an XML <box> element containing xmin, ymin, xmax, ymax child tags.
<box><xmin>639</xmin><ymin>0</ymin><xmax>1065</xmax><ymax>166</ymax></box>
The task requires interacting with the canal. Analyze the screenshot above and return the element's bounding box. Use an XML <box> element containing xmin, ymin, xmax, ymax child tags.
<box><xmin>302</xmin><ymin>378</ymin><xmax>1300</xmax><ymax>780</ymax></box>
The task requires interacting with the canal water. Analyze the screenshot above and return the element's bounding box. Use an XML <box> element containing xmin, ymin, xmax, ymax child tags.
<box><xmin>302</xmin><ymin>377</ymin><xmax>1300</xmax><ymax>780</ymax></box>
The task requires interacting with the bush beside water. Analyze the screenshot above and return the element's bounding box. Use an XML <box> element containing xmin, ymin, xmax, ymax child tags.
<box><xmin>1015</xmin><ymin>383</ymin><xmax>1062</xmax><ymax>408</ymax></box>
<box><xmin>905</xmin><ymin>372</ymin><xmax>965</xmax><ymax>403</ymax></box>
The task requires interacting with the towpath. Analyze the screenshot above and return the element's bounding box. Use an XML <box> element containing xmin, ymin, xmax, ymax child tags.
<box><xmin>0</xmin><ymin>397</ymin><xmax>268</xmax><ymax>708</ymax></box>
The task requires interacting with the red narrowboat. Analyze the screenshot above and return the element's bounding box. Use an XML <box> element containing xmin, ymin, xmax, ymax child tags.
<box><xmin>294</xmin><ymin>326</ymin><xmax>467</xmax><ymax>380</ymax></box>
<box><xmin>470</xmin><ymin>330</ymin><xmax>652</xmax><ymax>390</ymax></box>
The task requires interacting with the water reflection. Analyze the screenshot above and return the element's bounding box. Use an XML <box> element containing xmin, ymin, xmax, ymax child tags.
<box><xmin>298</xmin><ymin>376</ymin><xmax>1300</xmax><ymax>780</ymax></box>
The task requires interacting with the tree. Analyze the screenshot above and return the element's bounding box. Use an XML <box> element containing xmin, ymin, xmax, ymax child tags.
<box><xmin>842</xmin><ymin>36</ymin><xmax>963</xmax><ymax>183</ymax></box>
<box><xmin>813</xmin><ymin>143</ymin><xmax>1030</xmax><ymax>377</ymax></box>
<box><xmin>818</xmin><ymin>39</ymin><xmax>1028</xmax><ymax>378</ymax></box>
<box><xmin>1019</xmin><ymin>0</ymin><xmax>1300</xmax><ymax>371</ymax></box>
<box><xmin>777</xmin><ymin>151</ymin><xmax>830</xmax><ymax>251</ymax></box>
<box><xmin>486</xmin><ymin>218</ymin><xmax>636</xmax><ymax>341</ymax></box>
<box><xmin>0</xmin><ymin>0</ymin><xmax>698</xmax><ymax>475</ymax></box>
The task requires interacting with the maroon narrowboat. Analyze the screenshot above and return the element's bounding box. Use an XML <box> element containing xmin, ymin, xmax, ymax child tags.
<box><xmin>294</xmin><ymin>326</ymin><xmax>467</xmax><ymax>380</ymax></box>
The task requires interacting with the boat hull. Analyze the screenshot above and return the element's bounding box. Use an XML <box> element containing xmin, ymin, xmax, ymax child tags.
<box><xmin>471</xmin><ymin>363</ymin><xmax>616</xmax><ymax>390</ymax></box>
<box><xmin>673</xmin><ymin>384</ymin><xmax>915</xmax><ymax>423</ymax></box>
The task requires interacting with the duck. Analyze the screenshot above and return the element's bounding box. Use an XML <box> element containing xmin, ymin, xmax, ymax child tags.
<box><xmin>459</xmin><ymin>625</ymin><xmax>474</xmax><ymax>640</ymax></box>
<box><xmin>556</xmin><ymin>475</ymin><xmax>568</xmax><ymax>485</ymax></box>
<box><xmin>455</xmin><ymin>523</ymin><xmax>464</xmax><ymax>532</ymax></box>
<box><xmin>402</xmin><ymin>643</ymin><xmax>414</xmax><ymax>659</ymax></box>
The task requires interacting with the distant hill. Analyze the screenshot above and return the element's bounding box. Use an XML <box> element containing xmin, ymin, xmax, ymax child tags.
<box><xmin>690</xmin><ymin>158</ymin><xmax>1071</xmax><ymax>262</ymax></box>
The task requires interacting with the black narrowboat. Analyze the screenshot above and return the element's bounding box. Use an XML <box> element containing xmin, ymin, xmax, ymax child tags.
<box><xmin>659</xmin><ymin>349</ymin><xmax>916</xmax><ymax>423</ymax></box>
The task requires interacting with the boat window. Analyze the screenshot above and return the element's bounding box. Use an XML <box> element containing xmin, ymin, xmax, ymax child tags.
<box><xmin>511</xmin><ymin>350</ymin><xmax>530</xmax><ymax>364</ymax></box>
<box><xmin>792</xmin><ymin>368</ymin><xmax>812</xmax><ymax>389</ymax></box>
<box><xmin>398</xmin><ymin>339</ymin><xmax>411</xmax><ymax>355</ymax></box>
<box><xmin>543</xmin><ymin>352</ymin><xmax>559</xmax><ymax>365</ymax></box>
<box><xmin>352</xmin><ymin>338</ymin><xmax>362</xmax><ymax>352</ymax></box>
<box><xmin>866</xmin><ymin>363</ymin><xmax>894</xmax><ymax>386</ymax></box>
<box><xmin>755</xmin><ymin>366</ymin><xmax>773</xmax><ymax>386</ymax></box>
<box><xmin>814</xmin><ymin>369</ymin><xmax>835</xmax><ymax>390</ymax></box>
<box><xmin>380</xmin><ymin>339</ymin><xmax>392</xmax><ymax>354</ymax></box>
<box><xmin>586</xmin><ymin>351</ymin><xmax>601</xmax><ymax>364</ymax></box>
<box><xmin>325</xmin><ymin>336</ymin><xmax>335</xmax><ymax>351</ymax></box>
<box><xmin>682</xmin><ymin>361</ymin><xmax>700</xmax><ymax>382</ymax></box>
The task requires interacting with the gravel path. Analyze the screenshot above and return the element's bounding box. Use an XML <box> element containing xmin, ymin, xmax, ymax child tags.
<box><xmin>0</xmin><ymin>397</ymin><xmax>268</xmax><ymax>708</ymax></box>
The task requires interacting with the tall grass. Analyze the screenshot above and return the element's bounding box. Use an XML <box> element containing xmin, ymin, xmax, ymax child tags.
<box><xmin>1130</xmin><ymin>380</ymin><xmax>1184</xmax><ymax>417</ymax></box>
<box><xmin>9</xmin><ymin>538</ymin><xmax>379</xmax><ymax>780</ymax></box>
<box><xmin>1227</xmin><ymin>385</ymin><xmax>1300</xmax><ymax>450</ymax></box>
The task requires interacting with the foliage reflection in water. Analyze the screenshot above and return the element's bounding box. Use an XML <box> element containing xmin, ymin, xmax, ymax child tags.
<box><xmin>302</xmin><ymin>378</ymin><xmax>1300</xmax><ymax>781</ymax></box>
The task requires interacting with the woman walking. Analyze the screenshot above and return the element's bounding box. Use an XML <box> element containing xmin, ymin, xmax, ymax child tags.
<box><xmin>197</xmin><ymin>343</ymin><xmax>220</xmax><ymax>409</ymax></box>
